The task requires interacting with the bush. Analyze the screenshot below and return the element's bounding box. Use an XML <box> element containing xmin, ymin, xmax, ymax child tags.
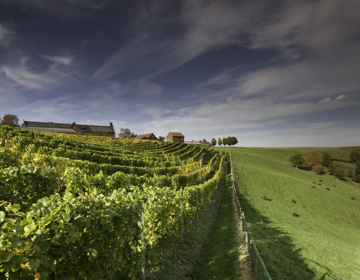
<box><xmin>322</xmin><ymin>152</ymin><xmax>332</xmax><ymax>168</ymax></box>
<box><xmin>347</xmin><ymin>169</ymin><xmax>354</xmax><ymax>178</ymax></box>
<box><xmin>350</xmin><ymin>149</ymin><xmax>360</xmax><ymax>163</ymax></box>
<box><xmin>352</xmin><ymin>174</ymin><xmax>360</xmax><ymax>183</ymax></box>
<box><xmin>334</xmin><ymin>167</ymin><xmax>346</xmax><ymax>179</ymax></box>
<box><xmin>328</xmin><ymin>163</ymin><xmax>336</xmax><ymax>175</ymax></box>
<box><xmin>313</xmin><ymin>164</ymin><xmax>325</xmax><ymax>174</ymax></box>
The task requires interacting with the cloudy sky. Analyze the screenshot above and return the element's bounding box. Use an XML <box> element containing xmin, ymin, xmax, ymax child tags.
<box><xmin>0</xmin><ymin>0</ymin><xmax>359</xmax><ymax>147</ymax></box>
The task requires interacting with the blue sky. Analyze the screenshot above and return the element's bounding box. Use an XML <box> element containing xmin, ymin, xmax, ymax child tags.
<box><xmin>0</xmin><ymin>0</ymin><xmax>359</xmax><ymax>147</ymax></box>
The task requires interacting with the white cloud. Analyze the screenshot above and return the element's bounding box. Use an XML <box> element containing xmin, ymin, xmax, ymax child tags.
<box><xmin>318</xmin><ymin>97</ymin><xmax>331</xmax><ymax>104</ymax></box>
<box><xmin>43</xmin><ymin>55</ymin><xmax>73</xmax><ymax>65</ymax></box>
<box><xmin>336</xmin><ymin>94</ymin><xmax>346</xmax><ymax>100</ymax></box>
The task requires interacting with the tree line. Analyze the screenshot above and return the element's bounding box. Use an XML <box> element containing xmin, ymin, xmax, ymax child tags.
<box><xmin>210</xmin><ymin>136</ymin><xmax>238</xmax><ymax>147</ymax></box>
<box><xmin>289</xmin><ymin>150</ymin><xmax>360</xmax><ymax>183</ymax></box>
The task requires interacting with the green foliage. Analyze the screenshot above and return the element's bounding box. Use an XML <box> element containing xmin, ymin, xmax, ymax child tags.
<box><xmin>211</xmin><ymin>138</ymin><xmax>216</xmax><ymax>146</ymax></box>
<box><xmin>350</xmin><ymin>149</ymin><xmax>360</xmax><ymax>163</ymax></box>
<box><xmin>334</xmin><ymin>166</ymin><xmax>346</xmax><ymax>179</ymax></box>
<box><xmin>289</xmin><ymin>152</ymin><xmax>304</xmax><ymax>169</ymax></box>
<box><xmin>322</xmin><ymin>152</ymin><xmax>332</xmax><ymax>167</ymax></box>
<box><xmin>313</xmin><ymin>164</ymin><xmax>324</xmax><ymax>175</ymax></box>
<box><xmin>222</xmin><ymin>137</ymin><xmax>227</xmax><ymax>146</ymax></box>
<box><xmin>0</xmin><ymin>126</ymin><xmax>227</xmax><ymax>278</ymax></box>
<box><xmin>218</xmin><ymin>137</ymin><xmax>222</xmax><ymax>146</ymax></box>
<box><xmin>117</xmin><ymin>128</ymin><xmax>134</xmax><ymax>138</ymax></box>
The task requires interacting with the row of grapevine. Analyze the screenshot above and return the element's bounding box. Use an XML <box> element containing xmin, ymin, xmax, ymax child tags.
<box><xmin>0</xmin><ymin>126</ymin><xmax>226</xmax><ymax>279</ymax></box>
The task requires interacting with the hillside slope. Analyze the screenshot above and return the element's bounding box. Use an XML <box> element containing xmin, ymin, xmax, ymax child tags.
<box><xmin>220</xmin><ymin>147</ymin><xmax>360</xmax><ymax>280</ymax></box>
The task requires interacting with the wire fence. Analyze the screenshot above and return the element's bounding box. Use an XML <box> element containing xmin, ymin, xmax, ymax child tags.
<box><xmin>229</xmin><ymin>152</ymin><xmax>272</xmax><ymax>280</ymax></box>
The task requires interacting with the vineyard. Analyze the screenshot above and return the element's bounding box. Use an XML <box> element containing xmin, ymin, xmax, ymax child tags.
<box><xmin>0</xmin><ymin>126</ymin><xmax>227</xmax><ymax>279</ymax></box>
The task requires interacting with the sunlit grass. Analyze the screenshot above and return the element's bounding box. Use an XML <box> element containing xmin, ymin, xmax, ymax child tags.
<box><xmin>219</xmin><ymin>147</ymin><xmax>360</xmax><ymax>280</ymax></box>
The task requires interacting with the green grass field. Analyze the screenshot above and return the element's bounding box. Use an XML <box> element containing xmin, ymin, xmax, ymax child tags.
<box><xmin>219</xmin><ymin>147</ymin><xmax>360</xmax><ymax>280</ymax></box>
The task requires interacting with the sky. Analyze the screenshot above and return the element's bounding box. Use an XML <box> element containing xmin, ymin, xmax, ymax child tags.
<box><xmin>0</xmin><ymin>0</ymin><xmax>359</xmax><ymax>147</ymax></box>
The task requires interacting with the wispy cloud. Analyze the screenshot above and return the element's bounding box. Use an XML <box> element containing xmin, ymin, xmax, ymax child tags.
<box><xmin>318</xmin><ymin>97</ymin><xmax>331</xmax><ymax>104</ymax></box>
<box><xmin>43</xmin><ymin>55</ymin><xmax>73</xmax><ymax>65</ymax></box>
<box><xmin>336</xmin><ymin>94</ymin><xmax>346</xmax><ymax>100</ymax></box>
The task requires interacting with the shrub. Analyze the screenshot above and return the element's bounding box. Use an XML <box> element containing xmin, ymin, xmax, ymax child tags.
<box><xmin>322</xmin><ymin>152</ymin><xmax>332</xmax><ymax>167</ymax></box>
<box><xmin>352</xmin><ymin>174</ymin><xmax>360</xmax><ymax>183</ymax></box>
<box><xmin>313</xmin><ymin>164</ymin><xmax>325</xmax><ymax>174</ymax></box>
<box><xmin>350</xmin><ymin>149</ymin><xmax>360</xmax><ymax>163</ymax></box>
<box><xmin>347</xmin><ymin>169</ymin><xmax>354</xmax><ymax>178</ymax></box>
<box><xmin>328</xmin><ymin>163</ymin><xmax>336</xmax><ymax>175</ymax></box>
<box><xmin>334</xmin><ymin>167</ymin><xmax>346</xmax><ymax>179</ymax></box>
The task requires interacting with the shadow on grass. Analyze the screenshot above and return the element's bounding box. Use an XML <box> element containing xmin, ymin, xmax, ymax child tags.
<box><xmin>298</xmin><ymin>166</ymin><xmax>312</xmax><ymax>171</ymax></box>
<box><xmin>237</xmin><ymin>189</ymin><xmax>317</xmax><ymax>279</ymax></box>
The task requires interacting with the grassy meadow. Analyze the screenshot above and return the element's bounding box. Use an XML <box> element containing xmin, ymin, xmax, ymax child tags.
<box><xmin>219</xmin><ymin>147</ymin><xmax>360</xmax><ymax>280</ymax></box>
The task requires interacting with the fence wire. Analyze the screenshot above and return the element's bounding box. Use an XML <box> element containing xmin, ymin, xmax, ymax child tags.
<box><xmin>230</xmin><ymin>152</ymin><xmax>272</xmax><ymax>280</ymax></box>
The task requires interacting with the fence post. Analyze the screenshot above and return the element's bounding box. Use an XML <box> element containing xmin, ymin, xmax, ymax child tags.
<box><xmin>181</xmin><ymin>202</ymin><xmax>183</xmax><ymax>240</ymax></box>
<box><xmin>250</xmin><ymin>240</ymin><xmax>255</xmax><ymax>278</ymax></box>
<box><xmin>141</xmin><ymin>203</ymin><xmax>145</xmax><ymax>280</ymax></box>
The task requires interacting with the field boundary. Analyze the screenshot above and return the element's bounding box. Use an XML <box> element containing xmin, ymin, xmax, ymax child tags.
<box><xmin>229</xmin><ymin>151</ymin><xmax>272</xmax><ymax>280</ymax></box>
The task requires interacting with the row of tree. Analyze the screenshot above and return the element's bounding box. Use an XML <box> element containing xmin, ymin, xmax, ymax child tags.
<box><xmin>209</xmin><ymin>136</ymin><xmax>238</xmax><ymax>146</ymax></box>
<box><xmin>289</xmin><ymin>150</ymin><xmax>360</xmax><ymax>182</ymax></box>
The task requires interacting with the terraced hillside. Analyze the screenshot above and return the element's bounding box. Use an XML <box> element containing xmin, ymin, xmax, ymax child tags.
<box><xmin>0</xmin><ymin>127</ymin><xmax>226</xmax><ymax>279</ymax></box>
<box><xmin>220</xmin><ymin>147</ymin><xmax>360</xmax><ymax>280</ymax></box>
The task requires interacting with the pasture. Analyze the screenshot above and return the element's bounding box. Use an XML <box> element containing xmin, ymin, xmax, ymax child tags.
<box><xmin>219</xmin><ymin>147</ymin><xmax>360</xmax><ymax>280</ymax></box>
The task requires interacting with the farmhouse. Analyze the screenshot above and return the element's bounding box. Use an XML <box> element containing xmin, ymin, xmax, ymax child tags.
<box><xmin>22</xmin><ymin>120</ymin><xmax>116</xmax><ymax>137</ymax></box>
<box><xmin>166</xmin><ymin>132</ymin><xmax>184</xmax><ymax>143</ymax></box>
<box><xmin>132</xmin><ymin>133</ymin><xmax>158</xmax><ymax>141</ymax></box>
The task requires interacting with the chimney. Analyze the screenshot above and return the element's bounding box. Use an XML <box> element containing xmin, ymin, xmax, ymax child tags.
<box><xmin>110</xmin><ymin>122</ymin><xmax>113</xmax><ymax>127</ymax></box>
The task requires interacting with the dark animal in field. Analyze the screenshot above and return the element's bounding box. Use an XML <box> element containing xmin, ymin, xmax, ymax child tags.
<box><xmin>318</xmin><ymin>183</ymin><xmax>322</xmax><ymax>185</ymax></box>
<box><xmin>312</xmin><ymin>186</ymin><xmax>316</xmax><ymax>188</ymax></box>
<box><xmin>351</xmin><ymin>197</ymin><xmax>355</xmax><ymax>200</ymax></box>
<box><xmin>326</xmin><ymin>188</ymin><xmax>330</xmax><ymax>191</ymax></box>
<box><xmin>291</xmin><ymin>199</ymin><xmax>296</xmax><ymax>203</ymax></box>
<box><xmin>334</xmin><ymin>185</ymin><xmax>336</xmax><ymax>187</ymax></box>
<box><xmin>262</xmin><ymin>195</ymin><xmax>266</xmax><ymax>200</ymax></box>
<box><xmin>292</xmin><ymin>211</ymin><xmax>296</xmax><ymax>216</ymax></box>
<box><xmin>312</xmin><ymin>181</ymin><xmax>316</xmax><ymax>184</ymax></box>
<box><xmin>319</xmin><ymin>180</ymin><xmax>323</xmax><ymax>182</ymax></box>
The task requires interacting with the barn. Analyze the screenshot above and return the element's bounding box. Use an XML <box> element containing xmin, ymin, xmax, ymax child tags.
<box><xmin>22</xmin><ymin>120</ymin><xmax>116</xmax><ymax>137</ymax></box>
<box><xmin>166</xmin><ymin>132</ymin><xmax>184</xmax><ymax>143</ymax></box>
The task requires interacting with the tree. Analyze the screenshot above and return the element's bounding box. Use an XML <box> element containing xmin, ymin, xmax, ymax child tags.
<box><xmin>117</xmin><ymin>128</ymin><xmax>134</xmax><ymax>138</ymax></box>
<box><xmin>227</xmin><ymin>136</ymin><xmax>238</xmax><ymax>146</ymax></box>
<box><xmin>289</xmin><ymin>153</ymin><xmax>304</xmax><ymax>169</ymax></box>
<box><xmin>218</xmin><ymin>137</ymin><xmax>222</xmax><ymax>146</ymax></box>
<box><xmin>222</xmin><ymin>137</ymin><xmax>227</xmax><ymax>146</ymax></box>
<box><xmin>211</xmin><ymin>138</ymin><xmax>216</xmax><ymax>146</ymax></box>
<box><xmin>313</xmin><ymin>164</ymin><xmax>325</xmax><ymax>175</ymax></box>
<box><xmin>203</xmin><ymin>139</ymin><xmax>207</xmax><ymax>143</ymax></box>
<box><xmin>158</xmin><ymin>136</ymin><xmax>165</xmax><ymax>142</ymax></box>
<box><xmin>350</xmin><ymin>149</ymin><xmax>360</xmax><ymax>163</ymax></box>
<box><xmin>322</xmin><ymin>153</ymin><xmax>332</xmax><ymax>168</ymax></box>
<box><xmin>1</xmin><ymin>114</ymin><xmax>20</xmax><ymax>127</ymax></box>
<box><xmin>306</xmin><ymin>152</ymin><xmax>321</xmax><ymax>169</ymax></box>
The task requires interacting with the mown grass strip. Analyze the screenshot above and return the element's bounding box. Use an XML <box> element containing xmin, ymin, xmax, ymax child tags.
<box><xmin>190</xmin><ymin>163</ymin><xmax>241</xmax><ymax>280</ymax></box>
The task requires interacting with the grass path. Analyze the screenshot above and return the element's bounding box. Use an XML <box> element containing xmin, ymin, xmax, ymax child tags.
<box><xmin>190</xmin><ymin>163</ymin><xmax>241</xmax><ymax>280</ymax></box>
